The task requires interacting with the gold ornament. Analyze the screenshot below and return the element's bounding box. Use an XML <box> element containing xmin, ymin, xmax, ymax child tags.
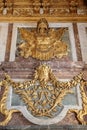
<box><xmin>0</xmin><ymin>65</ymin><xmax>87</xmax><ymax>125</ymax></box>
<box><xmin>18</xmin><ymin>18</ymin><xmax>68</xmax><ymax>60</ymax></box>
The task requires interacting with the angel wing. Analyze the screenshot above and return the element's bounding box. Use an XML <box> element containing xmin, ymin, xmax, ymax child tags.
<box><xmin>49</xmin><ymin>28</ymin><xmax>66</xmax><ymax>41</ymax></box>
<box><xmin>18</xmin><ymin>28</ymin><xmax>35</xmax><ymax>44</ymax></box>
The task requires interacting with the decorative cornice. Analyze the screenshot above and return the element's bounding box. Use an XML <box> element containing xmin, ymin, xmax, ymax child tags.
<box><xmin>0</xmin><ymin>0</ymin><xmax>87</xmax><ymax>22</ymax></box>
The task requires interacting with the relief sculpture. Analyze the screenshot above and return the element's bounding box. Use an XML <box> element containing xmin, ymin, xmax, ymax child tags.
<box><xmin>18</xmin><ymin>18</ymin><xmax>68</xmax><ymax>60</ymax></box>
<box><xmin>0</xmin><ymin>65</ymin><xmax>87</xmax><ymax>125</ymax></box>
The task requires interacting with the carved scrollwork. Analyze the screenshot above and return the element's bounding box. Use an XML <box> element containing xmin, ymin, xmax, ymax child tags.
<box><xmin>0</xmin><ymin>74</ymin><xmax>19</xmax><ymax>126</ymax></box>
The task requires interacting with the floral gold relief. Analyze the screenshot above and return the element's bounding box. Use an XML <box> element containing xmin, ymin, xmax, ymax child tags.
<box><xmin>0</xmin><ymin>65</ymin><xmax>87</xmax><ymax>125</ymax></box>
<box><xmin>18</xmin><ymin>18</ymin><xmax>68</xmax><ymax>60</ymax></box>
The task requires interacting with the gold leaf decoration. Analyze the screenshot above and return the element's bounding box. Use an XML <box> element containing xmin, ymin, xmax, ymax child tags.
<box><xmin>0</xmin><ymin>65</ymin><xmax>87</xmax><ymax>125</ymax></box>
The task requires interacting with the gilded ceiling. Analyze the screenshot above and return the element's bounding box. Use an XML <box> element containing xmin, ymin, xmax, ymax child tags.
<box><xmin>0</xmin><ymin>0</ymin><xmax>87</xmax><ymax>22</ymax></box>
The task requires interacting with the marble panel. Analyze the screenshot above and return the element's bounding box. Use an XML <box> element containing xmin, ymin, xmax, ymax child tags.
<box><xmin>10</xmin><ymin>23</ymin><xmax>77</xmax><ymax>61</ymax></box>
<box><xmin>77</xmin><ymin>23</ymin><xmax>87</xmax><ymax>62</ymax></box>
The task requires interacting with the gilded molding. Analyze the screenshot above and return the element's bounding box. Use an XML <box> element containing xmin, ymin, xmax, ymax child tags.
<box><xmin>0</xmin><ymin>16</ymin><xmax>87</xmax><ymax>23</ymax></box>
<box><xmin>0</xmin><ymin>0</ymin><xmax>87</xmax><ymax>22</ymax></box>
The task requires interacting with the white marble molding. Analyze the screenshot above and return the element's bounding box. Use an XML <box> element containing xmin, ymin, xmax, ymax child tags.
<box><xmin>0</xmin><ymin>23</ymin><xmax>8</xmax><ymax>62</ymax></box>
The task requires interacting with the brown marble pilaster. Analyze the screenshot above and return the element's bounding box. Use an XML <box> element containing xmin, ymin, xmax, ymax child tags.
<box><xmin>5</xmin><ymin>23</ymin><xmax>13</xmax><ymax>61</ymax></box>
<box><xmin>73</xmin><ymin>23</ymin><xmax>82</xmax><ymax>61</ymax></box>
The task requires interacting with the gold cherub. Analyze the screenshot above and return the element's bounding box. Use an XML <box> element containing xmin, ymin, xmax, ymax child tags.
<box><xmin>18</xmin><ymin>18</ymin><xmax>68</xmax><ymax>60</ymax></box>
